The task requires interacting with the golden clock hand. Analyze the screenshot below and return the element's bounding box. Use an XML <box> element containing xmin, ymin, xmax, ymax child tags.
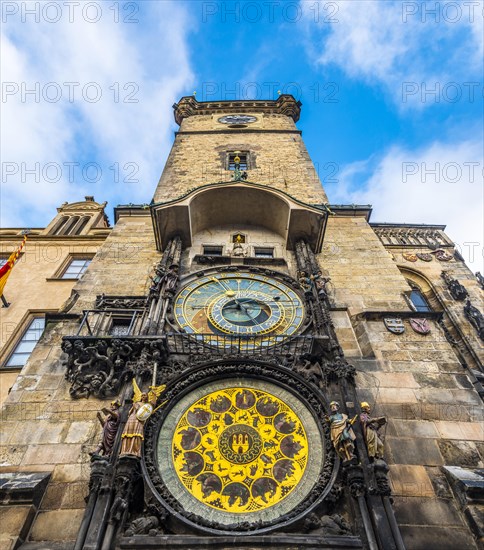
<box><xmin>210</xmin><ymin>277</ymin><xmax>235</xmax><ymax>296</ymax></box>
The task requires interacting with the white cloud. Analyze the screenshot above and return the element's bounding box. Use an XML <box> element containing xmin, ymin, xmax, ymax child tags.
<box><xmin>1</xmin><ymin>1</ymin><xmax>194</xmax><ymax>227</ymax></box>
<box><xmin>302</xmin><ymin>0</ymin><xmax>483</xmax><ymax>107</ymax></box>
<box><xmin>326</xmin><ymin>138</ymin><xmax>484</xmax><ymax>272</ymax></box>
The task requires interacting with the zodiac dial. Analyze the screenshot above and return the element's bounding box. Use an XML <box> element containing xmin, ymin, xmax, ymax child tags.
<box><xmin>157</xmin><ymin>379</ymin><xmax>324</xmax><ymax>527</ymax></box>
<box><xmin>173</xmin><ymin>272</ymin><xmax>305</xmax><ymax>342</ymax></box>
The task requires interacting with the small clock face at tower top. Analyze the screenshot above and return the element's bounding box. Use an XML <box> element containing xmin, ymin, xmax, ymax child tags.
<box><xmin>218</xmin><ymin>114</ymin><xmax>257</xmax><ymax>125</ymax></box>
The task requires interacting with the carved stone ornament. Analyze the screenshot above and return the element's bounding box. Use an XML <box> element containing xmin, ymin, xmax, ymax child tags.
<box><xmin>409</xmin><ymin>318</ymin><xmax>431</xmax><ymax>335</ymax></box>
<box><xmin>142</xmin><ymin>361</ymin><xmax>338</xmax><ymax>535</ymax></box>
<box><xmin>95</xmin><ymin>295</ymin><xmax>146</xmax><ymax>310</ymax></box>
<box><xmin>62</xmin><ymin>338</ymin><xmax>167</xmax><ymax>399</ymax></box>
<box><xmin>476</xmin><ymin>272</ymin><xmax>484</xmax><ymax>290</ymax></box>
<box><xmin>384</xmin><ymin>318</ymin><xmax>405</xmax><ymax>334</ymax></box>
<box><xmin>403</xmin><ymin>253</ymin><xmax>418</xmax><ymax>262</ymax></box>
<box><xmin>441</xmin><ymin>271</ymin><xmax>468</xmax><ymax>301</ymax></box>
<box><xmin>416</xmin><ymin>253</ymin><xmax>433</xmax><ymax>262</ymax></box>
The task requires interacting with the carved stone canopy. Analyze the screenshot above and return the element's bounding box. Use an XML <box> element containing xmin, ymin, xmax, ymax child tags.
<box><xmin>151</xmin><ymin>182</ymin><xmax>328</xmax><ymax>252</ymax></box>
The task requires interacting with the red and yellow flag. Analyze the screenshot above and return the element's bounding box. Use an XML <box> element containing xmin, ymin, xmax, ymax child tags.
<box><xmin>0</xmin><ymin>234</ymin><xmax>27</xmax><ymax>298</ymax></box>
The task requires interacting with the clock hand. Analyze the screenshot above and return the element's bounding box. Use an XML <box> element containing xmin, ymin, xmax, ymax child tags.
<box><xmin>210</xmin><ymin>277</ymin><xmax>235</xmax><ymax>296</ymax></box>
<box><xmin>235</xmin><ymin>300</ymin><xmax>259</xmax><ymax>325</ymax></box>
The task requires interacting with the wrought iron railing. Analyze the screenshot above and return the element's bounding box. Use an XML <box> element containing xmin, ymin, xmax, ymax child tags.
<box><xmin>75</xmin><ymin>309</ymin><xmax>144</xmax><ymax>337</ymax></box>
<box><xmin>66</xmin><ymin>323</ymin><xmax>314</xmax><ymax>358</ymax></box>
<box><xmin>165</xmin><ymin>332</ymin><xmax>314</xmax><ymax>357</ymax></box>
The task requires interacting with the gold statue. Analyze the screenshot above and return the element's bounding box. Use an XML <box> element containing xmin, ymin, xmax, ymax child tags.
<box><xmin>120</xmin><ymin>379</ymin><xmax>166</xmax><ymax>457</ymax></box>
<box><xmin>326</xmin><ymin>401</ymin><xmax>357</xmax><ymax>461</ymax></box>
<box><xmin>359</xmin><ymin>402</ymin><xmax>386</xmax><ymax>460</ymax></box>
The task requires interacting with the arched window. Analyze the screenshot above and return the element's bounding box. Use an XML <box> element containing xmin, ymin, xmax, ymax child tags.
<box><xmin>51</xmin><ymin>216</ymin><xmax>69</xmax><ymax>235</ymax></box>
<box><xmin>72</xmin><ymin>216</ymin><xmax>91</xmax><ymax>235</ymax></box>
<box><xmin>408</xmin><ymin>285</ymin><xmax>432</xmax><ymax>312</ymax></box>
<box><xmin>60</xmin><ymin>216</ymin><xmax>80</xmax><ymax>235</ymax></box>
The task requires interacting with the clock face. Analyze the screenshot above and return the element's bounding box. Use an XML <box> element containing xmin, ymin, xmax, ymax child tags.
<box><xmin>218</xmin><ymin>114</ymin><xmax>257</xmax><ymax>125</ymax></box>
<box><xmin>174</xmin><ymin>272</ymin><xmax>304</xmax><ymax>340</ymax></box>
<box><xmin>156</xmin><ymin>378</ymin><xmax>324</xmax><ymax>528</ymax></box>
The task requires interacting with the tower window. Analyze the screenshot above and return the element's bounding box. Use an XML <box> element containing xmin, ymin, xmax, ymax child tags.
<box><xmin>203</xmin><ymin>245</ymin><xmax>223</xmax><ymax>256</ymax></box>
<box><xmin>254</xmin><ymin>247</ymin><xmax>274</xmax><ymax>258</ymax></box>
<box><xmin>5</xmin><ymin>317</ymin><xmax>45</xmax><ymax>368</ymax></box>
<box><xmin>409</xmin><ymin>289</ymin><xmax>432</xmax><ymax>312</ymax></box>
<box><xmin>228</xmin><ymin>153</ymin><xmax>248</xmax><ymax>171</ymax></box>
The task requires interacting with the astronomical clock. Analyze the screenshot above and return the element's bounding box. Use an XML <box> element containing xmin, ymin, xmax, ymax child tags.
<box><xmin>65</xmin><ymin>97</ymin><xmax>400</xmax><ymax>550</ymax></box>
<box><xmin>173</xmin><ymin>271</ymin><xmax>305</xmax><ymax>340</ymax></box>
<box><xmin>141</xmin><ymin>266</ymin><xmax>340</xmax><ymax>536</ymax></box>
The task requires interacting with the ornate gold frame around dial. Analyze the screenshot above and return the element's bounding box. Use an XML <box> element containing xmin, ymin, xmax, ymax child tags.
<box><xmin>142</xmin><ymin>361</ymin><xmax>338</xmax><ymax>535</ymax></box>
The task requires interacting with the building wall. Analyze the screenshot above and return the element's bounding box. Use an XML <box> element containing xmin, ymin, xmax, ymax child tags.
<box><xmin>0</xmin><ymin>200</ymin><xmax>110</xmax><ymax>407</ymax></box>
<box><xmin>0</xmin><ymin>101</ymin><xmax>483</xmax><ymax>549</ymax></box>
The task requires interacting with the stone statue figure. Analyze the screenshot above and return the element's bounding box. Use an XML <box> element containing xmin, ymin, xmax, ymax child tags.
<box><xmin>163</xmin><ymin>264</ymin><xmax>179</xmax><ymax>296</ymax></box>
<box><xmin>326</xmin><ymin>401</ymin><xmax>356</xmax><ymax>461</ymax></box>
<box><xmin>311</xmin><ymin>270</ymin><xmax>330</xmax><ymax>300</ymax></box>
<box><xmin>149</xmin><ymin>263</ymin><xmax>179</xmax><ymax>300</ymax></box>
<box><xmin>359</xmin><ymin>402</ymin><xmax>386</xmax><ymax>460</ymax></box>
<box><xmin>91</xmin><ymin>400</ymin><xmax>121</xmax><ymax>456</ymax></box>
<box><xmin>298</xmin><ymin>271</ymin><xmax>313</xmax><ymax>295</ymax></box>
<box><xmin>464</xmin><ymin>299</ymin><xmax>484</xmax><ymax>341</ymax></box>
<box><xmin>231</xmin><ymin>235</ymin><xmax>246</xmax><ymax>257</ymax></box>
<box><xmin>120</xmin><ymin>379</ymin><xmax>166</xmax><ymax>457</ymax></box>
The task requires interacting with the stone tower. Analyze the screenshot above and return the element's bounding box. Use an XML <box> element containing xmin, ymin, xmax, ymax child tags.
<box><xmin>1</xmin><ymin>97</ymin><xmax>483</xmax><ymax>550</ymax></box>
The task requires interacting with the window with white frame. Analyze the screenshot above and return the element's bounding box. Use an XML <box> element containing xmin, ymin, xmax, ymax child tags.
<box><xmin>61</xmin><ymin>258</ymin><xmax>92</xmax><ymax>279</ymax></box>
<box><xmin>5</xmin><ymin>317</ymin><xmax>45</xmax><ymax>368</ymax></box>
<box><xmin>254</xmin><ymin>247</ymin><xmax>274</xmax><ymax>258</ymax></box>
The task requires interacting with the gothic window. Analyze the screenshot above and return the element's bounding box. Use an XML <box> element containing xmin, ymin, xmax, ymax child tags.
<box><xmin>203</xmin><ymin>245</ymin><xmax>223</xmax><ymax>256</ymax></box>
<box><xmin>408</xmin><ymin>286</ymin><xmax>432</xmax><ymax>312</ymax></box>
<box><xmin>61</xmin><ymin>258</ymin><xmax>92</xmax><ymax>279</ymax></box>
<box><xmin>4</xmin><ymin>317</ymin><xmax>45</xmax><ymax>368</ymax></box>
<box><xmin>227</xmin><ymin>152</ymin><xmax>248</xmax><ymax>170</ymax></box>
<box><xmin>254</xmin><ymin>247</ymin><xmax>274</xmax><ymax>258</ymax></box>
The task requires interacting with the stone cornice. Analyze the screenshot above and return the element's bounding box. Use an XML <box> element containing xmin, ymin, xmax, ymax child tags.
<box><xmin>173</xmin><ymin>95</ymin><xmax>302</xmax><ymax>125</ymax></box>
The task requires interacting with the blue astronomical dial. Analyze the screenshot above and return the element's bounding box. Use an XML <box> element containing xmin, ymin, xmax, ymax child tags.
<box><xmin>173</xmin><ymin>272</ymin><xmax>305</xmax><ymax>339</ymax></box>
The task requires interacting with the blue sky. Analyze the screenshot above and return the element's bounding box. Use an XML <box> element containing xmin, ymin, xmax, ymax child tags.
<box><xmin>1</xmin><ymin>0</ymin><xmax>483</xmax><ymax>270</ymax></box>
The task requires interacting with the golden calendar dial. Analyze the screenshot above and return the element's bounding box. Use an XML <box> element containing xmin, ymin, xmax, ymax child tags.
<box><xmin>156</xmin><ymin>379</ymin><xmax>324</xmax><ymax>528</ymax></box>
<box><xmin>173</xmin><ymin>271</ymin><xmax>305</xmax><ymax>341</ymax></box>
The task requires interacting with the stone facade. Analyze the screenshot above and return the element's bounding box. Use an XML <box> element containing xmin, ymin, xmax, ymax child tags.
<box><xmin>0</xmin><ymin>198</ymin><xmax>110</xmax><ymax>406</ymax></box>
<box><xmin>0</xmin><ymin>97</ymin><xmax>483</xmax><ymax>550</ymax></box>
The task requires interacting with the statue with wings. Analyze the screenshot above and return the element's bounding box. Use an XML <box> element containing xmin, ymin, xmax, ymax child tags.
<box><xmin>120</xmin><ymin>379</ymin><xmax>166</xmax><ymax>457</ymax></box>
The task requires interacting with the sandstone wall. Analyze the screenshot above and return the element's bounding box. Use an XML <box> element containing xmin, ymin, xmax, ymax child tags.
<box><xmin>153</xmin><ymin>113</ymin><xmax>327</xmax><ymax>205</ymax></box>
